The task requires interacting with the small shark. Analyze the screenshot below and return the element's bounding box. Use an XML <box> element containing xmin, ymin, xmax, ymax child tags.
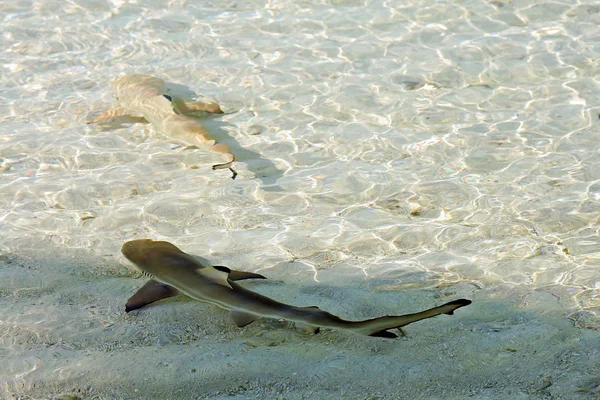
<box><xmin>88</xmin><ymin>74</ymin><xmax>237</xmax><ymax>179</ymax></box>
<box><xmin>122</xmin><ymin>239</ymin><xmax>471</xmax><ymax>338</ymax></box>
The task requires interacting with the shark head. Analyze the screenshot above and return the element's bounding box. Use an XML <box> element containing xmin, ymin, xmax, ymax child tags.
<box><xmin>122</xmin><ymin>239</ymin><xmax>153</xmax><ymax>261</ymax></box>
<box><xmin>112</xmin><ymin>74</ymin><xmax>163</xmax><ymax>97</ymax></box>
<box><xmin>121</xmin><ymin>239</ymin><xmax>198</xmax><ymax>278</ymax></box>
<box><xmin>112</xmin><ymin>75</ymin><xmax>173</xmax><ymax>114</ymax></box>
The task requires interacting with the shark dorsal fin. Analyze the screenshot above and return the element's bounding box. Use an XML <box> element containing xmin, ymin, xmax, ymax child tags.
<box><xmin>212</xmin><ymin>265</ymin><xmax>267</xmax><ymax>281</ymax></box>
<box><xmin>149</xmin><ymin>94</ymin><xmax>177</xmax><ymax>114</ymax></box>
<box><xmin>212</xmin><ymin>265</ymin><xmax>231</xmax><ymax>274</ymax></box>
<box><xmin>196</xmin><ymin>266</ymin><xmax>233</xmax><ymax>289</ymax></box>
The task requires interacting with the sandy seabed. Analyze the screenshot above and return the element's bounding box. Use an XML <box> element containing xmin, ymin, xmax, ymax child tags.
<box><xmin>1</xmin><ymin>246</ymin><xmax>598</xmax><ymax>400</ymax></box>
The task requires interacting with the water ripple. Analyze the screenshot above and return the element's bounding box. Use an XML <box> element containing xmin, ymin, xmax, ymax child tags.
<box><xmin>1</xmin><ymin>0</ymin><xmax>599</xmax><ymax>393</ymax></box>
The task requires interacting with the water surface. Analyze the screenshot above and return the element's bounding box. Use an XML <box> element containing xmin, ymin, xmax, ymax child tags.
<box><xmin>1</xmin><ymin>0</ymin><xmax>599</xmax><ymax>398</ymax></box>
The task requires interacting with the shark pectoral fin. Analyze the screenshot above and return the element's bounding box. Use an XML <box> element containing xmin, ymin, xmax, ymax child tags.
<box><xmin>87</xmin><ymin>104</ymin><xmax>129</xmax><ymax>124</ymax></box>
<box><xmin>230</xmin><ymin>311</ymin><xmax>261</xmax><ymax>327</ymax></box>
<box><xmin>185</xmin><ymin>100</ymin><xmax>223</xmax><ymax>114</ymax></box>
<box><xmin>171</xmin><ymin>99</ymin><xmax>223</xmax><ymax>115</ymax></box>
<box><xmin>125</xmin><ymin>279</ymin><xmax>180</xmax><ymax>313</ymax></box>
<box><xmin>196</xmin><ymin>266</ymin><xmax>233</xmax><ymax>289</ymax></box>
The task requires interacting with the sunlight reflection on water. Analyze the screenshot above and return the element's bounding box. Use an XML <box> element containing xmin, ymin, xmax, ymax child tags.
<box><xmin>1</xmin><ymin>0</ymin><xmax>599</xmax><ymax>396</ymax></box>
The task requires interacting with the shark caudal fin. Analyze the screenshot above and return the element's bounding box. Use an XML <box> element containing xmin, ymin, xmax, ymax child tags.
<box><xmin>358</xmin><ymin>299</ymin><xmax>472</xmax><ymax>338</ymax></box>
<box><xmin>211</xmin><ymin>150</ymin><xmax>237</xmax><ymax>179</ymax></box>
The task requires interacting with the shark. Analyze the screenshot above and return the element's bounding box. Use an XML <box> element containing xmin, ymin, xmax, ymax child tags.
<box><xmin>121</xmin><ymin>239</ymin><xmax>471</xmax><ymax>338</ymax></box>
<box><xmin>88</xmin><ymin>74</ymin><xmax>237</xmax><ymax>179</ymax></box>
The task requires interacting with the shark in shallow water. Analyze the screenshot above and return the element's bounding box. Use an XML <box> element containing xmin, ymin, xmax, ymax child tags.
<box><xmin>88</xmin><ymin>74</ymin><xmax>237</xmax><ymax>178</ymax></box>
<box><xmin>122</xmin><ymin>239</ymin><xmax>471</xmax><ymax>338</ymax></box>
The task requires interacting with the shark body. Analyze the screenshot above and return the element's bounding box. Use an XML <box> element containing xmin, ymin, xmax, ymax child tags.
<box><xmin>122</xmin><ymin>239</ymin><xmax>471</xmax><ymax>338</ymax></box>
<box><xmin>88</xmin><ymin>74</ymin><xmax>236</xmax><ymax>178</ymax></box>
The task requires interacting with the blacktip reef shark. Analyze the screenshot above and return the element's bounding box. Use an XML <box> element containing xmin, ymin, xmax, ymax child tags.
<box><xmin>122</xmin><ymin>239</ymin><xmax>471</xmax><ymax>338</ymax></box>
<box><xmin>88</xmin><ymin>74</ymin><xmax>237</xmax><ymax>179</ymax></box>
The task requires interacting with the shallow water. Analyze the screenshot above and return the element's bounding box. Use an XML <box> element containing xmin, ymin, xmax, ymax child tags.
<box><xmin>1</xmin><ymin>0</ymin><xmax>599</xmax><ymax>398</ymax></box>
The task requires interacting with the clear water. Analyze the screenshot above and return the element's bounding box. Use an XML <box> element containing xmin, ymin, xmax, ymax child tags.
<box><xmin>1</xmin><ymin>0</ymin><xmax>599</xmax><ymax>398</ymax></box>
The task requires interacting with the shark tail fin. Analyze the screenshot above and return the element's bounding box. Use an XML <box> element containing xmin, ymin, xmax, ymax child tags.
<box><xmin>357</xmin><ymin>299</ymin><xmax>472</xmax><ymax>338</ymax></box>
<box><xmin>210</xmin><ymin>148</ymin><xmax>236</xmax><ymax>179</ymax></box>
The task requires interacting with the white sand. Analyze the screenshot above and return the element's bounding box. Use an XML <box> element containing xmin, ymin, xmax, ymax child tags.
<box><xmin>1</xmin><ymin>247</ymin><xmax>598</xmax><ymax>399</ymax></box>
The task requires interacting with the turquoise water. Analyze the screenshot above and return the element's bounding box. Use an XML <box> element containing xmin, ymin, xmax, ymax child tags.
<box><xmin>1</xmin><ymin>0</ymin><xmax>599</xmax><ymax>398</ymax></box>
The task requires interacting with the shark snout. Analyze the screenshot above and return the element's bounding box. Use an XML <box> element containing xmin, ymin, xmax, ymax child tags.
<box><xmin>121</xmin><ymin>239</ymin><xmax>155</xmax><ymax>261</ymax></box>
